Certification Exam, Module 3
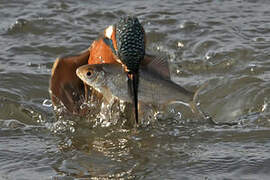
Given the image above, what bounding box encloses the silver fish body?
[76,64,194,106]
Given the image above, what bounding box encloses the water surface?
[1,0,270,179]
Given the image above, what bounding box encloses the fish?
[76,63,203,110]
[76,63,240,126]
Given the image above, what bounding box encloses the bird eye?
[86,71,92,76]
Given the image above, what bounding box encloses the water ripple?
[1,0,270,179]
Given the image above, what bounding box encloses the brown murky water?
[1,0,270,179]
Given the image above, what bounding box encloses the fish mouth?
[76,65,91,83]
[76,66,84,80]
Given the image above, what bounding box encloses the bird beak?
[127,71,139,125]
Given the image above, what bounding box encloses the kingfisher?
[50,16,170,123]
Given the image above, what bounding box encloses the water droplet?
[66,139,72,147]
[249,64,256,72]
[205,54,211,60]
[42,99,52,107]
[262,99,268,112]
[179,24,184,29]
[177,42,184,48]
[98,56,105,63]
[70,127,75,133]
[101,121,111,127]
[176,112,182,120]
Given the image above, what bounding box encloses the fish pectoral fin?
[101,86,114,104]
[143,53,171,79]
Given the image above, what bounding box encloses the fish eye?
[86,71,92,76]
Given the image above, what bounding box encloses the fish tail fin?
[189,82,239,126]
[167,81,210,120]
[192,81,208,104]
[188,82,210,120]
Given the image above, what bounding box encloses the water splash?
[0,119,26,129]
[42,99,52,107]
[261,98,268,112]
[177,41,184,48]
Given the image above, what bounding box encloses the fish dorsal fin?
[101,63,124,75]
[143,53,171,80]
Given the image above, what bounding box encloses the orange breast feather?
[88,39,118,65]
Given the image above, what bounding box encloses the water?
[1,0,270,179]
